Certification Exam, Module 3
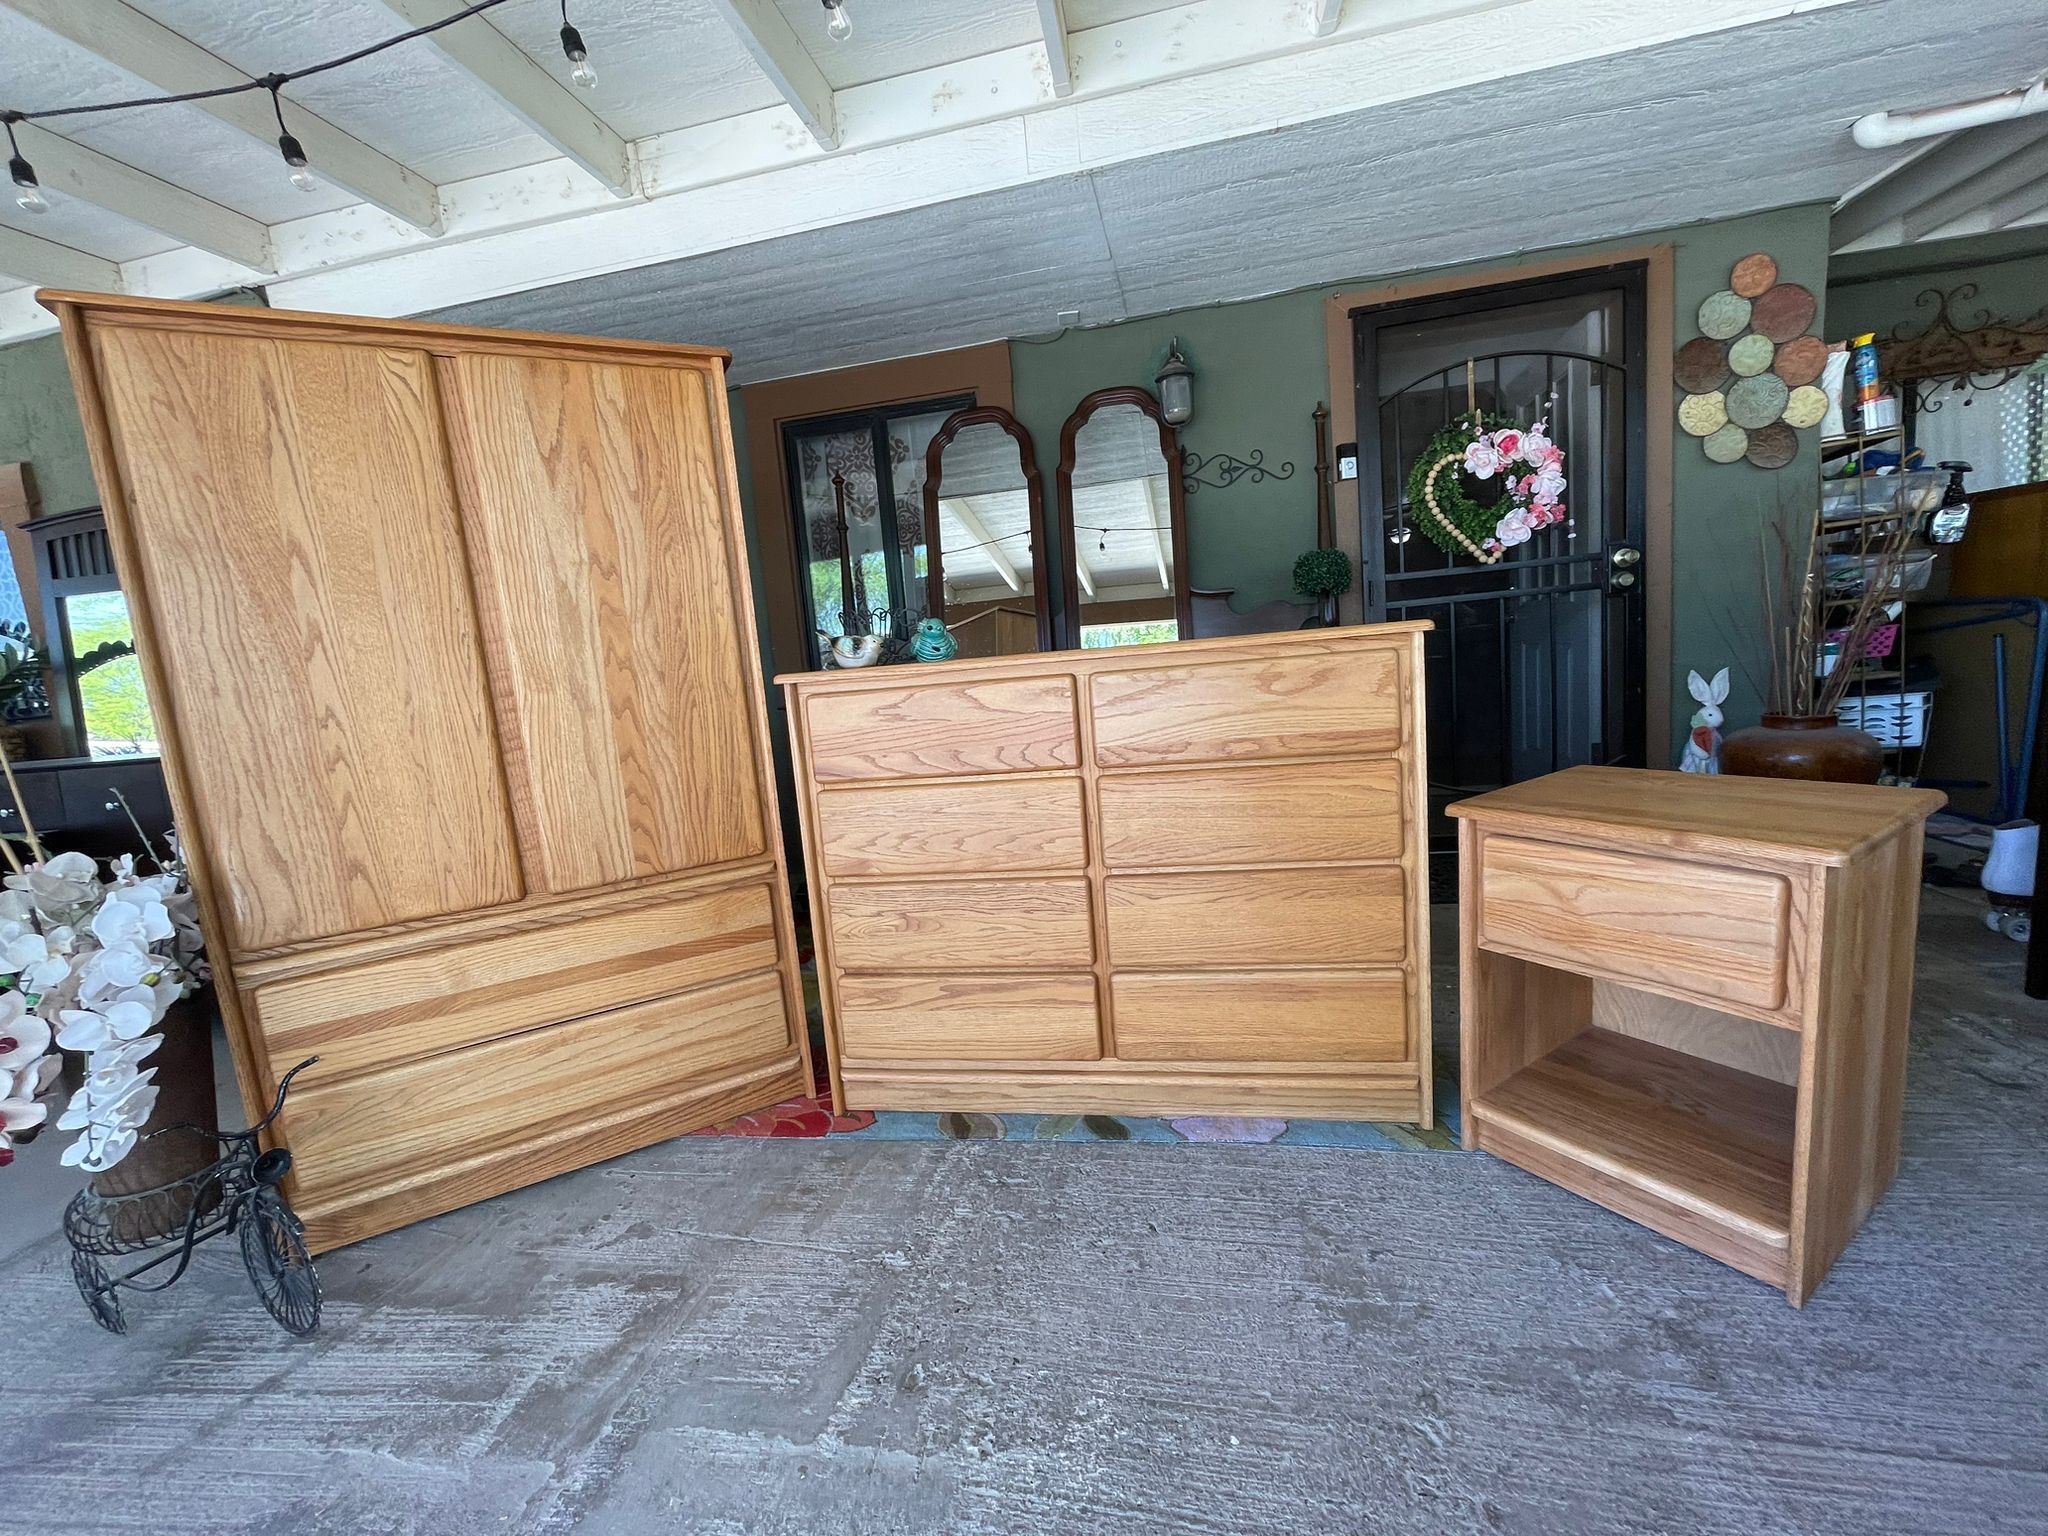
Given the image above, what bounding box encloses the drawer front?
[1104,868,1406,968]
[1480,836,1791,1012]
[1112,969,1409,1062]
[828,878,1093,971]
[1098,759,1403,869]
[815,778,1086,877]
[58,759,173,839]
[804,676,1078,781]
[248,881,782,1080]
[1090,648,1403,767]
[836,973,1100,1061]
[281,971,791,1211]
[0,769,66,836]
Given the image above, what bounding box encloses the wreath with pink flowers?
[1404,413,1569,565]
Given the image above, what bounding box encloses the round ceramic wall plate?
[1677,390,1728,436]
[1731,253,1779,298]
[1703,423,1750,463]
[1751,283,1818,343]
[1674,337,1731,392]
[1782,384,1829,429]
[1728,333,1776,378]
[1698,290,1752,340]
[1773,335,1829,388]
[1727,372,1791,429]
[1745,422,1798,469]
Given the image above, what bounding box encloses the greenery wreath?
[1403,412,1519,564]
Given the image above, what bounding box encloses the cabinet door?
[438,353,767,893]
[90,328,522,950]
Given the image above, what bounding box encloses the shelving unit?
[1451,767,1945,1304]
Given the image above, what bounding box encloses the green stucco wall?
[0,329,97,516]
[1828,243,2048,347]
[1009,204,1834,760]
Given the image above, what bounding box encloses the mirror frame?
[921,406,1054,653]
[1055,386,1194,650]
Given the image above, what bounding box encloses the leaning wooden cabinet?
[45,291,811,1253]
[781,624,1434,1122]
[1451,766,1945,1305]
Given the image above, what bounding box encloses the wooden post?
[1312,401,1332,551]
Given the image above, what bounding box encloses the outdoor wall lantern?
[1155,338,1194,426]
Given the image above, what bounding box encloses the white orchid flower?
[55,1008,114,1053]
[42,852,97,883]
[0,1069,49,1135]
[90,890,174,949]
[0,1004,51,1070]
[57,1065,155,1131]
[61,1124,137,1172]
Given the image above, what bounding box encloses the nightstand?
[1450,766,1945,1305]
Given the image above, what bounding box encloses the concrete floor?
[4,887,2045,1535]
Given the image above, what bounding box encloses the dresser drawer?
[1090,648,1403,766]
[815,778,1086,877]
[1478,835,1792,1014]
[1104,868,1406,968]
[837,973,1100,1061]
[248,881,783,1080]
[804,676,1078,781]
[827,878,1093,970]
[1097,759,1403,868]
[1112,969,1408,1062]
[0,769,65,838]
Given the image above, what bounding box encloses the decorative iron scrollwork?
[1179,447,1296,495]
[1881,284,2048,412]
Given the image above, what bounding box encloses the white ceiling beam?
[704,0,839,149]
[0,224,121,291]
[1071,542,1098,599]
[1309,0,1345,36]
[2,0,443,233]
[375,0,635,194]
[1832,116,2048,250]
[1138,479,1171,589]
[1985,168,2048,229]
[1035,0,1075,98]
[1904,130,2048,241]
[13,119,271,271]
[941,498,1024,594]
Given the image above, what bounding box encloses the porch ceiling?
[0,0,2040,362]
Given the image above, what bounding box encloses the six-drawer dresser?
[780,623,1433,1123]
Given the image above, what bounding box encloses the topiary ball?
[1293,547,1354,600]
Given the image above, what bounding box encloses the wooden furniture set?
[780,625,1434,1122]
[47,292,810,1254]
[47,291,1944,1303]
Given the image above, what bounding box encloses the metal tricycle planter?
[65,1057,322,1336]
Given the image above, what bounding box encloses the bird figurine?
[819,632,883,668]
[910,617,959,663]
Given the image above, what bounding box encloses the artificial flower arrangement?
[0,828,206,1174]
[1404,412,1570,564]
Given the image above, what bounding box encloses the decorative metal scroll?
[1881,284,2048,412]
[1179,447,1296,495]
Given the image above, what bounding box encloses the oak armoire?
[46,291,811,1253]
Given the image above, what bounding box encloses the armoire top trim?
[36,289,732,369]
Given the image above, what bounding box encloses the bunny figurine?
[1680,667,1729,774]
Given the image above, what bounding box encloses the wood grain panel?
[837,973,1100,1061]
[805,676,1077,780]
[1479,835,1791,1013]
[282,969,794,1248]
[89,326,520,951]
[1112,969,1407,1061]
[1098,759,1402,867]
[439,351,764,893]
[1104,867,1405,968]
[248,882,779,1081]
[838,1067,1420,1120]
[1089,647,1402,766]
[816,777,1086,876]
[827,879,1093,970]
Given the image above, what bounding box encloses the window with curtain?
[1911,359,2048,491]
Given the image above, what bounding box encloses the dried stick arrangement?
[1758,494,1914,720]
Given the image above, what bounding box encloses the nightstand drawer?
[1478,835,1791,1014]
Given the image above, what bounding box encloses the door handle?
[1610,545,1642,568]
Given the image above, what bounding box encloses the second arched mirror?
[1057,387,1192,649]
[922,407,1053,657]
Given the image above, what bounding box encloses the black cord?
[3,0,522,124]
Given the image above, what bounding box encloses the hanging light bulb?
[264,83,316,193]
[823,0,853,42]
[561,4,597,89]
[3,119,44,215]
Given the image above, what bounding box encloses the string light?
[0,0,598,197]
[823,1,854,43]
[2,117,45,215]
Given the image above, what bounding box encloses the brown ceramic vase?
[1720,713,1883,784]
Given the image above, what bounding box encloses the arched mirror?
[1057,387,1192,649]
[922,407,1053,656]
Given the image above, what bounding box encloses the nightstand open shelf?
[1470,1021,1797,1287]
